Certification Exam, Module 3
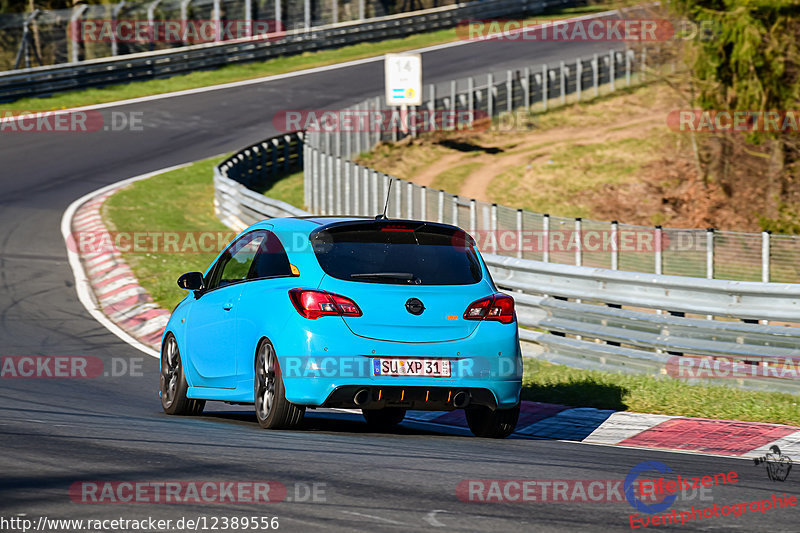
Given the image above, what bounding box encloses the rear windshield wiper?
[350,272,419,283]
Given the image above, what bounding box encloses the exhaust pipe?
[453,391,470,408]
[353,388,370,406]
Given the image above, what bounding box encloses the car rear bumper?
[281,356,521,410]
[275,320,522,410]
[320,384,519,411]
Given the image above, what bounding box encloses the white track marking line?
[423,510,449,527]
[340,511,406,526]
[2,9,620,121]
[61,164,192,359]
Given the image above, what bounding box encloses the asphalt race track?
[1,35,797,532]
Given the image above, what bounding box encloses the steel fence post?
[574,217,582,266]
[326,155,335,215]
[372,170,380,215]
[421,186,427,220]
[344,161,351,215]
[275,0,281,28]
[706,228,715,279]
[626,49,632,86]
[113,1,128,55]
[762,230,771,283]
[468,77,474,117]
[593,53,599,97]
[641,47,646,82]
[491,204,498,255]
[244,0,252,36]
[437,190,444,223]
[352,163,360,215]
[576,58,581,102]
[451,196,458,226]
[313,149,321,213]
[541,64,547,110]
[609,49,615,92]
[542,214,550,263]
[469,199,476,236]
[360,101,367,154]
[611,220,619,270]
[334,157,342,214]
[362,167,370,216]
[407,181,414,219]
[394,179,401,217]
[69,5,88,63]
[655,225,663,275]
[487,73,494,117]
[523,67,530,111]
[332,0,338,24]
[516,209,523,259]
[355,105,362,154]
[429,84,436,133]
[382,174,390,215]
[451,79,457,115]
[374,96,382,147]
[507,69,513,112]
[560,61,566,105]
[213,0,221,41]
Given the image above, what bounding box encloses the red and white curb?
[61,165,191,359]
[405,403,800,459]
[63,169,800,459]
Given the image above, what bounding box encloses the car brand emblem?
[405,298,425,315]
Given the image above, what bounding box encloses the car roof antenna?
[376,178,393,220]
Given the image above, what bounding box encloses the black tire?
[160,334,205,416]
[466,404,520,438]
[362,408,406,429]
[254,339,304,429]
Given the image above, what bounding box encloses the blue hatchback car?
[160,217,522,437]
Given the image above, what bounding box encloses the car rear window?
[310,221,482,285]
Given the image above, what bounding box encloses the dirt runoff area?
[356,83,765,231]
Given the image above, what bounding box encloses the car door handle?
[223,302,233,311]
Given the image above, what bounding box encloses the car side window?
[247,231,292,280]
[207,231,266,290]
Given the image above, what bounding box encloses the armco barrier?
[214,132,800,394]
[0,0,574,102]
[214,132,308,230]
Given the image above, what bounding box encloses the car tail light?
[289,289,362,319]
[463,293,515,324]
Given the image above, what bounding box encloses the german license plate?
[372,358,451,377]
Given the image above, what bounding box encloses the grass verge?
[522,358,800,426]
[5,6,606,113]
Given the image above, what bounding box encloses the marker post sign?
[385,53,422,134]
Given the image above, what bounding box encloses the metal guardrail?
[214,132,800,394]
[0,0,570,102]
[214,132,307,229]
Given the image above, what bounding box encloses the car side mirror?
[177,272,205,292]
